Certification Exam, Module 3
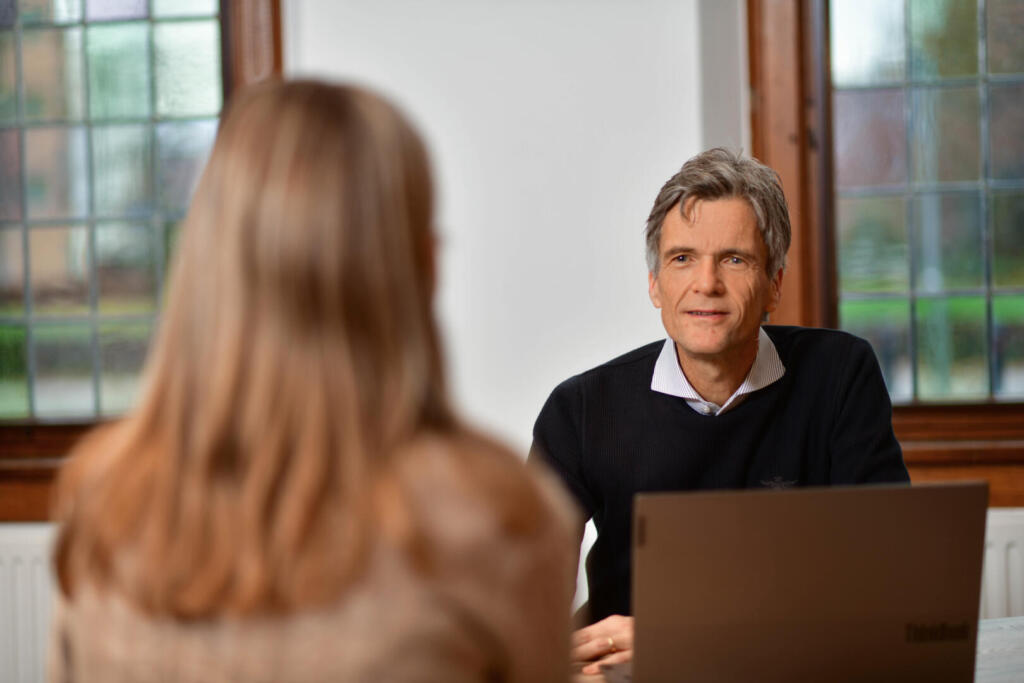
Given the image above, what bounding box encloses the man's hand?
[571,615,634,675]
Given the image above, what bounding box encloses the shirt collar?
[650,327,785,411]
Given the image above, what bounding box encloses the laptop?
[622,482,988,682]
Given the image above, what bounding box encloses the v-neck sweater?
[529,325,909,623]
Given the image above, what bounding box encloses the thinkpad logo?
[905,621,970,643]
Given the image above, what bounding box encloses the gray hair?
[644,148,791,276]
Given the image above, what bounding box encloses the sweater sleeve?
[528,378,596,524]
[828,335,910,484]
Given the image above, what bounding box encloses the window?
[0,0,223,422]
[748,0,1024,504]
[0,0,281,520]
[830,0,1024,404]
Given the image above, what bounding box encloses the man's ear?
[648,270,662,309]
[765,267,784,314]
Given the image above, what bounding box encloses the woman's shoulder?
[393,427,578,553]
[386,429,579,682]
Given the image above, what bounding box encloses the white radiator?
[0,524,55,683]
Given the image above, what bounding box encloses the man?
[529,148,909,675]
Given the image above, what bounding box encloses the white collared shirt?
[650,327,786,416]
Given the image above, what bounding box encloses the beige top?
[49,442,579,683]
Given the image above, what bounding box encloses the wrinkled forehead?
[678,194,756,222]
[663,197,769,259]
[675,196,759,233]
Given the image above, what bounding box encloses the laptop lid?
[631,482,988,682]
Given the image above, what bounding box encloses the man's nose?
[693,258,724,294]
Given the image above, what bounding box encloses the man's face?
[648,197,783,367]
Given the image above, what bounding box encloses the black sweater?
[529,326,909,623]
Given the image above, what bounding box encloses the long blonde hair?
[53,81,495,618]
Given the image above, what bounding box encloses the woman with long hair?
[50,80,576,682]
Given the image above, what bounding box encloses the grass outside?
[0,379,28,418]
[840,294,1024,326]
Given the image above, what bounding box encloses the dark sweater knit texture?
[529,325,910,623]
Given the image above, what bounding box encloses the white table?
[577,617,1024,682]
[976,617,1024,682]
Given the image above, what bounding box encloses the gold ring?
[607,636,617,653]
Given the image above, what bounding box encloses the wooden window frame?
[0,0,283,521]
[748,0,1024,505]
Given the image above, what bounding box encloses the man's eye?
[725,256,745,266]
[672,254,690,263]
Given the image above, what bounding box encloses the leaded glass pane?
[153,0,215,18]
[163,218,181,272]
[19,0,82,25]
[994,295,1024,398]
[86,22,150,119]
[836,197,908,293]
[839,298,912,401]
[96,222,156,313]
[155,20,222,117]
[0,31,16,123]
[99,318,148,414]
[0,228,23,315]
[833,89,906,189]
[916,296,988,400]
[29,224,89,314]
[25,126,88,220]
[32,320,93,417]
[910,0,978,79]
[992,192,1024,288]
[830,0,905,87]
[990,83,1024,181]
[91,124,152,216]
[22,27,85,122]
[910,87,980,183]
[0,323,28,418]
[0,0,13,27]
[85,0,146,22]
[156,119,216,212]
[913,193,983,293]
[988,0,1024,74]
[0,129,21,220]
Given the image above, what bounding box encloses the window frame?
[748,0,1024,505]
[0,0,282,520]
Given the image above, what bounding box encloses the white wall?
[285,0,716,452]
